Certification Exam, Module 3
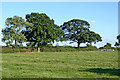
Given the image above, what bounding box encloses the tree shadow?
[78,68,120,76]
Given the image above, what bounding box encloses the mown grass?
[2,51,119,78]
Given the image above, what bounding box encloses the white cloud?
[91,20,96,23]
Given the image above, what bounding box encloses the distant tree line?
[2,12,118,52]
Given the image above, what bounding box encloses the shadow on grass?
[78,68,120,76]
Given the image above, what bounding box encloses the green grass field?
[2,51,119,78]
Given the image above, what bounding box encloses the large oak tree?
[24,13,64,52]
[61,19,102,47]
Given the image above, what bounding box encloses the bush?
[2,47,14,53]
[99,46,117,50]
[2,45,100,53]
[2,47,37,53]
[75,46,98,51]
[40,46,77,52]
[41,46,98,52]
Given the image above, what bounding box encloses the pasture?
[2,51,119,78]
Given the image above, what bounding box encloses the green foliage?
[114,34,120,47]
[24,13,64,52]
[99,47,116,50]
[104,43,111,47]
[2,16,31,47]
[2,45,99,53]
[61,19,90,47]
[114,42,119,47]
[87,31,102,44]
[2,47,37,53]
[75,47,98,51]
[41,46,98,52]
[41,46,76,52]
[117,34,120,42]
[61,19,102,47]
[26,42,36,48]
[86,44,93,47]
[2,14,102,50]
[99,43,117,50]
[85,44,98,51]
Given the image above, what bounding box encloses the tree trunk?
[14,29,17,47]
[78,42,80,48]
[37,43,40,52]
[90,43,92,46]
[15,40,17,47]
[38,47,40,52]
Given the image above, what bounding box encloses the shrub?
[41,46,98,52]
[2,45,100,53]
[99,46,117,50]
[2,47,37,53]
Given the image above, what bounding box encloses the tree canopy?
[23,13,64,52]
[60,19,102,47]
[2,16,32,47]
[2,13,103,50]
[114,34,120,47]
[87,31,102,44]
[104,43,112,48]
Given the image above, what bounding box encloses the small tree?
[104,43,112,48]
[2,16,32,47]
[114,34,120,47]
[24,13,64,52]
